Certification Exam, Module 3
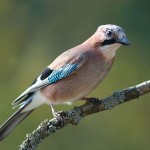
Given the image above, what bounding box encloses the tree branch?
[19,80,150,150]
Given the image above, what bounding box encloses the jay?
[0,24,130,141]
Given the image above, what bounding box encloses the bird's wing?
[12,54,86,106]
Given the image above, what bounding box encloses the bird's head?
[90,24,130,57]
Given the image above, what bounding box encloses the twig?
[19,80,150,150]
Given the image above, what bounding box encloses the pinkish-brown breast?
[41,44,115,105]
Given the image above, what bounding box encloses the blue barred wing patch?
[48,64,78,84]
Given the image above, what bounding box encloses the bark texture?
[19,80,150,150]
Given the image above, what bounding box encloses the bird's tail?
[0,98,34,141]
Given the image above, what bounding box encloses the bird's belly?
[41,62,110,105]
[41,78,97,105]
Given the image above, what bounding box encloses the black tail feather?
[0,98,33,141]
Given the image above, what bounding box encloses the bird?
[0,24,130,141]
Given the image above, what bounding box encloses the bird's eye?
[106,30,113,37]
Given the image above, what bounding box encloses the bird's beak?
[116,37,130,46]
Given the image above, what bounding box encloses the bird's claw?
[82,97,100,104]
[53,111,65,118]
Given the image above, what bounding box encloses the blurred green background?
[0,0,150,149]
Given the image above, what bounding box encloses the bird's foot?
[82,97,100,104]
[53,111,65,118]
[49,103,65,118]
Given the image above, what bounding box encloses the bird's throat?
[99,44,121,59]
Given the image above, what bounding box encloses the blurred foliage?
[0,0,150,150]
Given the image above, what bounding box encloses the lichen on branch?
[19,80,150,150]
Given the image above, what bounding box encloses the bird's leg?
[49,103,56,117]
[49,103,64,118]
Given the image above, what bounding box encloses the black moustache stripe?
[101,39,116,46]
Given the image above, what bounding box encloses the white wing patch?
[12,54,86,107]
